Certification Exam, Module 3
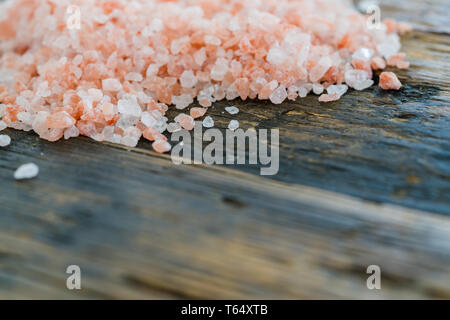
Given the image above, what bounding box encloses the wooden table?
[0,0,449,299]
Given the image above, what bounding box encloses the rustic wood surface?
[0,0,449,299]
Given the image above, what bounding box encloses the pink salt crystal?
[152,139,171,153]
[143,127,167,142]
[176,114,195,131]
[46,111,76,129]
[379,72,402,90]
[190,107,207,119]
[318,92,340,102]
[387,53,410,69]
[371,57,386,70]
[102,78,122,91]
[0,0,411,148]
[310,57,332,83]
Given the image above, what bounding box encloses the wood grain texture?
[0,0,449,299]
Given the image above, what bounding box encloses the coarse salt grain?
[14,163,39,180]
[228,120,239,131]
[225,106,239,115]
[0,134,11,147]
[202,116,214,128]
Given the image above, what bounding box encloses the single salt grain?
[225,106,239,115]
[0,134,11,147]
[228,120,239,131]
[172,94,193,110]
[190,107,207,119]
[176,114,195,130]
[203,116,214,128]
[125,72,143,82]
[312,84,324,95]
[14,163,39,180]
[379,72,402,90]
[152,140,171,153]
[102,78,122,91]
[180,70,197,88]
[269,85,287,104]
[345,70,374,91]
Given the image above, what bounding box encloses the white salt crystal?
[345,69,374,91]
[269,85,287,104]
[64,126,79,139]
[313,84,324,95]
[228,120,239,131]
[180,70,197,88]
[327,84,348,97]
[204,35,221,46]
[141,112,157,127]
[14,163,39,180]
[194,48,207,66]
[377,34,401,59]
[352,48,374,61]
[202,116,214,128]
[88,88,103,101]
[298,87,308,98]
[172,94,193,109]
[267,47,286,66]
[125,72,143,82]
[117,95,142,117]
[102,78,122,91]
[210,58,228,81]
[0,134,11,147]
[225,106,239,115]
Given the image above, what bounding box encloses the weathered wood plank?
[0,134,449,299]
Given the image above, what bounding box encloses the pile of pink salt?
[0,0,411,152]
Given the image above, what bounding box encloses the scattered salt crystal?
[0,134,11,147]
[225,106,239,115]
[202,116,214,128]
[379,72,402,90]
[14,163,39,180]
[228,120,239,131]
[153,140,171,153]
